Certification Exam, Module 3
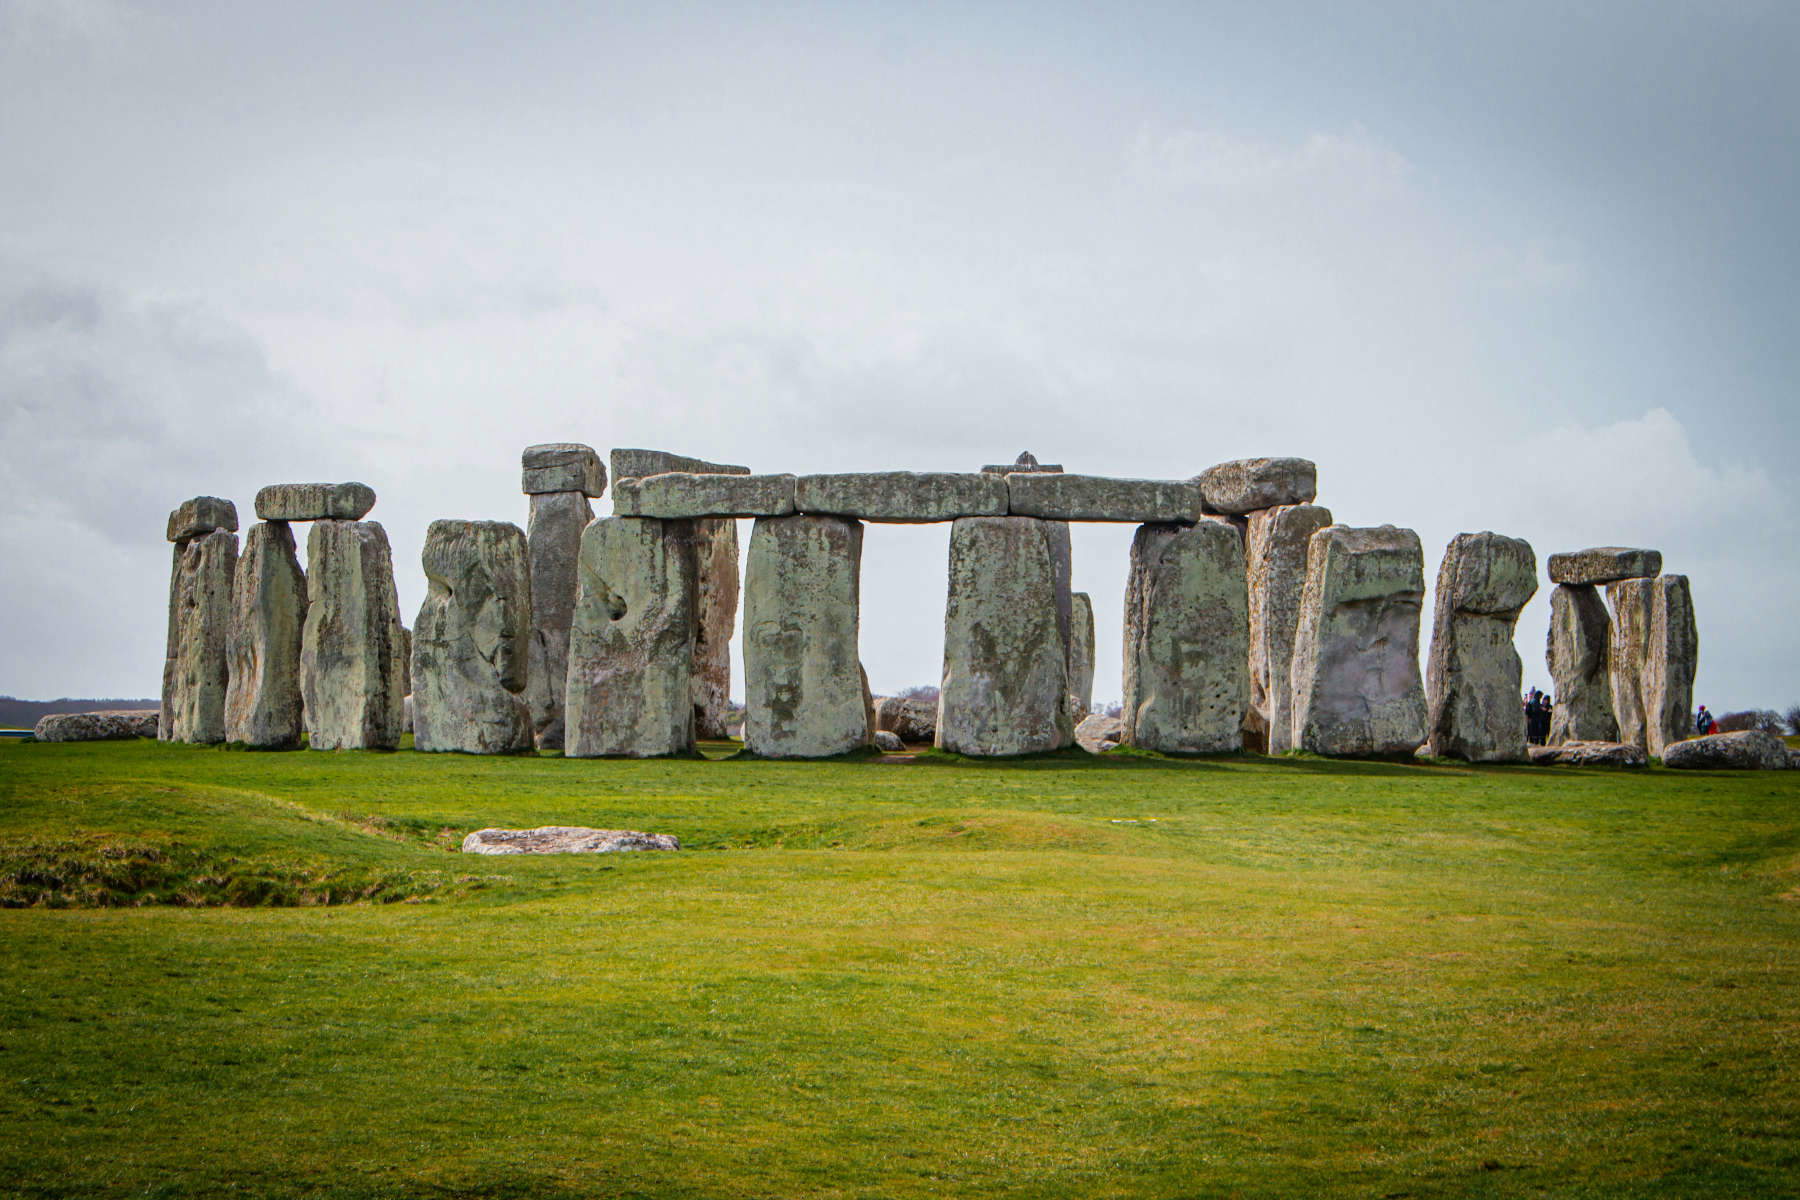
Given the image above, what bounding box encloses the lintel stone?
[1198,458,1318,515]
[614,472,797,518]
[522,443,606,496]
[166,496,238,543]
[795,472,1007,523]
[255,482,376,522]
[1546,546,1662,586]
[1006,473,1201,523]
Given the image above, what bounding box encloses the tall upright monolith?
[163,520,239,745]
[1644,574,1697,758]
[1244,503,1332,753]
[522,443,604,750]
[1122,521,1249,754]
[1606,578,1655,751]
[1068,591,1095,719]
[225,520,306,748]
[413,520,534,755]
[1425,532,1536,762]
[300,520,407,750]
[1546,584,1615,744]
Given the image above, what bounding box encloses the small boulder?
[33,711,159,742]
[874,696,937,743]
[461,827,680,854]
[1528,740,1648,767]
[873,729,905,752]
[1076,713,1123,754]
[1661,730,1790,770]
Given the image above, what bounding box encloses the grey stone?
[1068,592,1095,718]
[937,517,1074,755]
[612,472,796,518]
[1005,473,1202,523]
[1245,503,1333,753]
[412,520,534,755]
[1289,525,1428,758]
[742,515,869,758]
[1526,740,1648,767]
[1075,713,1124,754]
[1122,521,1250,754]
[166,496,238,543]
[224,521,306,748]
[34,711,159,741]
[1790,749,1800,770]
[1547,584,1617,744]
[1661,730,1789,770]
[1606,578,1655,750]
[796,472,1008,523]
[461,826,680,854]
[873,729,905,752]
[300,520,407,751]
[1644,575,1698,759]
[1198,458,1318,515]
[564,517,697,757]
[161,528,238,743]
[254,482,375,522]
[981,450,1063,475]
[691,517,740,740]
[521,443,606,497]
[873,696,937,743]
[524,490,593,750]
[1425,532,1537,763]
[610,448,749,481]
[1547,547,1662,586]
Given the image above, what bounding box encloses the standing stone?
[1606,578,1655,751]
[1644,575,1698,758]
[1068,592,1095,718]
[224,521,306,748]
[1425,532,1537,762]
[412,520,534,755]
[1546,584,1616,744]
[1289,526,1428,758]
[1245,504,1333,753]
[162,528,239,744]
[1122,521,1249,754]
[564,517,697,758]
[937,517,1074,755]
[742,515,869,757]
[300,521,407,751]
[524,489,593,750]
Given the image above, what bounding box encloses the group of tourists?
[1695,705,1717,735]
[1523,688,1555,745]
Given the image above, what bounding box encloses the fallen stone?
[161,527,238,744]
[873,729,905,752]
[1661,730,1789,770]
[1198,458,1318,515]
[691,517,740,740]
[610,448,749,480]
[33,711,159,741]
[1527,740,1648,767]
[612,472,796,518]
[524,489,593,750]
[564,517,697,757]
[225,521,307,748]
[1289,525,1428,758]
[1606,578,1655,750]
[1123,521,1249,754]
[1546,584,1616,744]
[521,443,607,497]
[741,515,870,758]
[254,482,376,522]
[1425,532,1537,763]
[300,520,407,751]
[1644,574,1698,758]
[461,826,680,854]
[981,450,1063,475]
[938,517,1074,755]
[1546,547,1662,586]
[1005,473,1202,523]
[1245,504,1333,753]
[873,696,937,743]
[796,472,1008,523]
[1068,592,1095,718]
[166,496,238,544]
[412,520,534,755]
[1075,713,1123,754]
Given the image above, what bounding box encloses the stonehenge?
[225,520,307,748]
[255,482,376,522]
[796,472,1008,522]
[1662,730,1787,771]
[1643,575,1697,758]
[1068,592,1095,718]
[614,473,797,518]
[412,520,534,755]
[1604,577,1655,751]
[873,696,937,744]
[1198,458,1318,515]
[161,499,239,744]
[1244,503,1333,753]
[300,518,408,750]
[1122,521,1249,754]
[1547,547,1662,586]
[522,443,603,750]
[1005,474,1202,523]
[1546,584,1616,744]
[1425,532,1537,762]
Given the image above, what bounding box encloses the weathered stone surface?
[1122,521,1249,754]
[1790,749,1800,770]
[691,517,739,740]
[521,443,606,497]
[1289,525,1428,758]
[1547,584,1616,744]
[796,472,1008,523]
[1605,578,1655,750]
[610,448,749,481]
[300,521,407,751]
[564,517,697,757]
[742,515,869,758]
[873,729,905,752]
[1547,547,1662,586]
[981,450,1062,475]
[524,490,592,750]
[1245,503,1333,753]
[1662,730,1789,770]
[1075,713,1123,754]
[1425,532,1537,763]
[166,496,238,543]
[461,826,680,854]
[161,528,238,743]
[613,472,796,518]
[1005,473,1202,523]
[873,696,937,743]
[1644,575,1698,758]
[1198,458,1318,515]
[411,520,533,755]
[1068,592,1095,718]
[938,517,1074,755]
[254,482,375,522]
[1527,740,1648,767]
[225,521,306,748]
[34,711,159,741]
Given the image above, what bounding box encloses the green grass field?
[1,738,1796,1199]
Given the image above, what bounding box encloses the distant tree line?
[1715,708,1800,736]
[0,697,159,729]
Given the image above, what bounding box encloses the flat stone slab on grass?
[1198,458,1317,515]
[461,826,681,854]
[1526,740,1648,767]
[255,482,376,522]
[1661,730,1790,770]
[613,472,797,518]
[521,444,607,497]
[1005,473,1202,523]
[1546,547,1662,586]
[33,711,159,741]
[796,472,1007,522]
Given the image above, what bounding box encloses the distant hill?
[0,697,158,729]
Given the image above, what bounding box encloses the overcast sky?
[3,0,1796,712]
